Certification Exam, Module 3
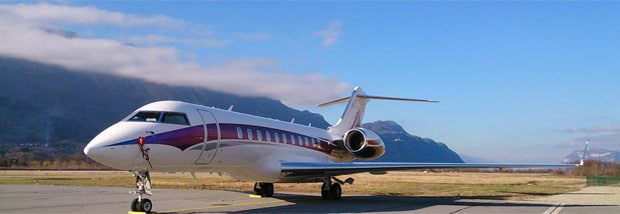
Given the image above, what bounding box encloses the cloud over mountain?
[0,3,349,106]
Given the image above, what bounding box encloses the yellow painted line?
[157,199,284,214]
[249,194,263,198]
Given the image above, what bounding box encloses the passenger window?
[274,133,280,143]
[237,127,243,139]
[247,129,253,140]
[265,131,271,142]
[290,135,296,144]
[257,130,263,141]
[304,137,309,146]
[129,111,161,122]
[161,112,189,125]
[282,134,287,143]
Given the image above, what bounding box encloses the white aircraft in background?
[84,87,579,212]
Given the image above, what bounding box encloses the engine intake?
[343,128,385,160]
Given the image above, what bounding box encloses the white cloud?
[313,20,342,48]
[0,3,350,106]
[126,35,229,48]
[557,125,620,150]
[232,32,271,41]
[0,2,184,27]
[558,133,620,149]
[562,125,620,134]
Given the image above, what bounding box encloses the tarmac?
[1,184,619,213]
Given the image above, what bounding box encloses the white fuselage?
[84,101,340,182]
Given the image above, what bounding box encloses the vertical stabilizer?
[318,87,437,137]
[325,87,369,136]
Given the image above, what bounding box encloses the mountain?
[0,56,328,156]
[562,147,620,163]
[0,56,462,164]
[362,121,464,163]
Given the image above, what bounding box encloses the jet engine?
[343,128,385,160]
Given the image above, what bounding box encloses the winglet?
[579,139,589,166]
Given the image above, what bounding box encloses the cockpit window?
[161,112,190,125]
[128,111,189,125]
[129,111,161,122]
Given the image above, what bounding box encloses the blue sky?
[1,1,618,162]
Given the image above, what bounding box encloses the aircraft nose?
[83,124,127,167]
[83,143,91,156]
[83,140,96,157]
[83,137,106,161]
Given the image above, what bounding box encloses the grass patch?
[0,170,584,200]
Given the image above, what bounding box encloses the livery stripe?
[107,123,332,154]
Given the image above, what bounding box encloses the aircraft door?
[195,110,220,164]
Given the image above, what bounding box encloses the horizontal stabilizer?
[320,87,439,136]
[318,95,438,107]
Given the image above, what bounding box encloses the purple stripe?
[108,123,332,154]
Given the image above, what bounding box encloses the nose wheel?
[130,170,153,212]
[131,198,152,212]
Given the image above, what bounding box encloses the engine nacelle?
[343,128,385,160]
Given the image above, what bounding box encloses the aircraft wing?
[280,162,578,178]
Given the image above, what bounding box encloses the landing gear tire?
[321,177,342,200]
[262,183,274,197]
[130,170,153,212]
[329,183,342,200]
[321,183,330,200]
[253,182,274,197]
[139,198,153,212]
[131,198,139,211]
[130,198,153,212]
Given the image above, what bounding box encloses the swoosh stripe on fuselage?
[106,123,333,154]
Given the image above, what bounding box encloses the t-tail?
[318,87,438,137]
[579,139,589,166]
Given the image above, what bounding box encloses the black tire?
[131,198,139,211]
[139,198,153,212]
[329,183,341,200]
[253,182,262,195]
[261,183,274,197]
[320,183,330,200]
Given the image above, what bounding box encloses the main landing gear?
[253,182,274,197]
[321,176,354,200]
[252,177,353,200]
[130,170,153,212]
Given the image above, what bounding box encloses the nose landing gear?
[130,170,153,212]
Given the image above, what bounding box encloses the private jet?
[84,87,578,212]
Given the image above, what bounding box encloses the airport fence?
[586,176,620,186]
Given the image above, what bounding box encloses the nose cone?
[83,132,114,166]
[83,122,139,170]
[83,140,95,156]
[83,121,158,170]
[83,144,90,156]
